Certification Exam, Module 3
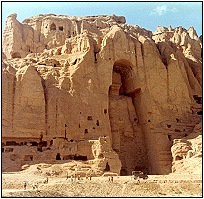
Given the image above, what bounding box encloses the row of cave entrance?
[3,145,111,172]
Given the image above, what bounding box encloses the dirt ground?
[2,171,202,197]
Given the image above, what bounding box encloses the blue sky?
[2,2,202,36]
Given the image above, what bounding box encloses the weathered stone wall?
[171,122,202,174]
[2,14,202,175]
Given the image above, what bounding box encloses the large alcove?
[108,59,148,175]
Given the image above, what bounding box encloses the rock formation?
[171,121,202,174]
[2,13,202,175]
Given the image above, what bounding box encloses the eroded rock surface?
[2,14,202,175]
[171,122,202,174]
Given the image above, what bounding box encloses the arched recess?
[112,59,134,95]
[50,23,56,31]
[109,59,148,175]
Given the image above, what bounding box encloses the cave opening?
[193,95,202,104]
[59,26,63,31]
[175,156,183,161]
[50,23,56,31]
[197,111,202,115]
[5,148,14,152]
[62,155,88,161]
[120,168,127,176]
[104,162,110,171]
[5,141,17,146]
[168,134,172,141]
[56,153,61,160]
[31,141,38,146]
[74,155,88,161]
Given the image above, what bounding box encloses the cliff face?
[171,122,202,174]
[2,13,202,175]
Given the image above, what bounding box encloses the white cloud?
[150,5,177,16]
[171,8,177,13]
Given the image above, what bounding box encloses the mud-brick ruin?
[2,13,202,175]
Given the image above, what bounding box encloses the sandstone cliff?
[2,14,202,175]
[171,122,202,174]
